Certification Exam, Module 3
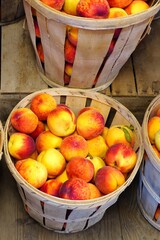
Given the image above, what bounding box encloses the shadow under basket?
[137,94,160,231]
[4,88,144,233]
[23,0,160,91]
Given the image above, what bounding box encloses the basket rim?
[4,88,144,207]
[142,94,160,172]
[24,0,160,29]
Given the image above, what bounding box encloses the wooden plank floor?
[0,15,160,240]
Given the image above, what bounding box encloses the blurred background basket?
[0,0,25,26]
[0,121,4,160]
[4,88,144,233]
[137,94,160,231]
[22,0,160,91]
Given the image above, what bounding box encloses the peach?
[63,0,80,15]
[155,130,160,151]
[60,134,89,161]
[66,156,94,182]
[125,0,149,15]
[47,105,76,137]
[157,108,160,117]
[105,143,137,173]
[37,148,66,178]
[40,179,62,197]
[87,135,108,158]
[64,62,73,76]
[55,169,69,183]
[67,26,78,47]
[76,0,110,19]
[11,107,38,134]
[59,178,90,200]
[36,130,62,153]
[8,132,36,160]
[36,41,44,63]
[101,126,109,140]
[15,158,47,188]
[95,166,125,195]
[152,144,160,158]
[31,7,37,17]
[107,0,132,8]
[113,28,122,40]
[64,38,76,64]
[154,205,160,221]
[64,73,71,85]
[77,106,102,116]
[76,109,105,140]
[105,125,135,148]
[33,18,41,38]
[88,183,102,199]
[29,150,38,160]
[87,156,106,180]
[148,116,160,144]
[29,120,45,140]
[108,7,128,18]
[40,0,65,10]
[30,93,57,121]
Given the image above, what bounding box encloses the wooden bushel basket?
[4,88,144,233]
[23,0,160,91]
[137,94,160,231]
[0,121,4,160]
[0,0,25,26]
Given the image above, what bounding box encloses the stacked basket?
[23,0,160,91]
[137,94,160,231]
[4,88,144,233]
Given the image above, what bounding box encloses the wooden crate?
[4,88,144,233]
[23,0,160,91]
[137,94,160,230]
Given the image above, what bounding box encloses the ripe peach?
[95,166,125,195]
[152,144,160,158]
[55,169,69,183]
[87,135,108,158]
[40,0,65,10]
[63,0,80,15]
[8,132,36,160]
[66,156,94,182]
[36,41,44,63]
[105,125,135,148]
[29,150,38,160]
[33,18,41,38]
[36,130,62,153]
[37,148,66,178]
[77,106,102,116]
[47,105,76,137]
[155,130,160,151]
[76,0,110,19]
[64,62,73,76]
[59,178,90,200]
[64,73,71,85]
[101,126,109,140]
[11,107,38,134]
[88,183,102,199]
[87,156,106,180]
[64,38,76,64]
[76,109,105,140]
[40,179,62,197]
[60,134,89,161]
[105,143,137,173]
[107,7,128,18]
[29,120,45,140]
[125,0,149,15]
[15,158,47,188]
[107,0,132,8]
[154,205,160,221]
[67,26,78,47]
[157,108,160,117]
[30,93,57,121]
[148,116,160,144]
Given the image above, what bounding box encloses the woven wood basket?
[137,94,160,231]
[0,121,4,160]
[4,88,144,233]
[0,0,25,26]
[23,0,160,91]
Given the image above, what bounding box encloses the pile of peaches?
[8,92,138,200]
[147,107,160,159]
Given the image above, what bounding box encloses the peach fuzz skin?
[47,105,76,137]
[148,116,160,144]
[30,93,57,121]
[105,143,137,173]
[11,107,38,134]
[15,158,48,189]
[95,166,125,195]
[76,109,105,140]
[66,156,94,182]
[8,132,36,160]
[107,0,132,8]
[59,178,90,200]
[40,0,64,10]
[40,179,62,197]
[29,120,45,140]
[67,26,78,47]
[76,0,110,19]
[64,38,76,64]
[60,134,89,161]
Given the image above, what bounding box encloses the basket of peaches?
[4,88,144,233]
